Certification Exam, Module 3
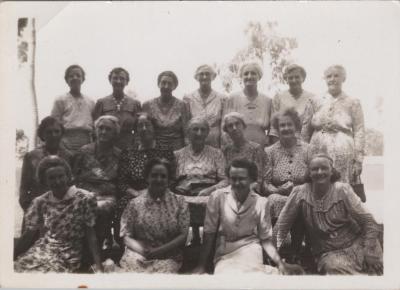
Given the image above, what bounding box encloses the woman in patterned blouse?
[183,64,226,148]
[222,112,266,194]
[114,113,175,247]
[119,158,190,273]
[276,154,382,275]
[14,156,103,273]
[301,65,365,183]
[142,71,190,151]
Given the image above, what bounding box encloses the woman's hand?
[278,181,294,196]
[126,188,142,198]
[278,260,305,275]
[191,265,207,274]
[198,187,215,196]
[364,253,383,274]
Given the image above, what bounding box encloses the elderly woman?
[264,108,310,219]
[19,116,74,213]
[93,67,141,127]
[223,61,273,148]
[115,113,175,246]
[270,64,315,138]
[14,156,103,273]
[183,65,227,148]
[119,158,190,273]
[222,112,265,193]
[143,71,190,151]
[73,115,121,247]
[301,65,365,183]
[193,159,297,274]
[276,154,383,275]
[51,65,95,152]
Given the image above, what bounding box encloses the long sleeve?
[19,153,34,211]
[92,100,103,122]
[342,184,379,250]
[350,99,365,163]
[275,186,302,249]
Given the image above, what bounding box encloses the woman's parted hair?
[283,64,307,81]
[37,155,72,187]
[108,67,130,83]
[132,112,157,133]
[143,157,175,181]
[64,64,85,82]
[324,65,346,81]
[37,116,65,142]
[222,112,247,133]
[225,158,258,183]
[157,71,179,89]
[94,115,121,135]
[271,107,302,132]
[187,116,210,135]
[304,153,341,183]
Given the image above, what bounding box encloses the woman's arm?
[192,233,215,274]
[85,226,104,272]
[300,99,315,143]
[261,239,287,273]
[147,234,187,259]
[123,236,148,256]
[14,229,38,260]
[351,98,365,175]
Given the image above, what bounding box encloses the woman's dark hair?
[64,64,85,82]
[37,155,72,187]
[143,157,175,181]
[157,71,179,89]
[225,158,258,182]
[133,112,157,133]
[37,116,65,142]
[108,67,130,83]
[271,107,302,133]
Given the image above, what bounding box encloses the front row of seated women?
[15,153,382,275]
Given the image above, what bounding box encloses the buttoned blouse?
[224,91,273,147]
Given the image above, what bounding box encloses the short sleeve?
[120,199,137,238]
[258,197,273,241]
[203,191,222,234]
[24,197,44,231]
[82,193,97,227]
[51,97,65,121]
[177,196,190,234]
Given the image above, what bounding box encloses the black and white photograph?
[0,1,399,289]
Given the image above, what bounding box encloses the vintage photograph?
[1,1,399,289]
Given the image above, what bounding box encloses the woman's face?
[147,164,169,193]
[43,123,63,147]
[224,116,245,141]
[66,68,84,91]
[188,122,209,146]
[197,71,213,88]
[325,68,345,95]
[286,70,304,92]
[137,116,154,142]
[278,115,296,139]
[46,166,70,196]
[110,71,128,93]
[309,157,333,185]
[158,75,175,96]
[229,166,252,196]
[96,119,116,144]
[242,68,259,87]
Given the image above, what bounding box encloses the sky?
[7,1,400,142]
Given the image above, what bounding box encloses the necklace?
[113,96,125,112]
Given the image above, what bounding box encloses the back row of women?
[14,61,382,275]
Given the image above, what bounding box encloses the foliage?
[217,21,298,94]
[365,127,383,156]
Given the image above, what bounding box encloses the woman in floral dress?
[301,65,365,183]
[119,158,190,273]
[14,156,102,273]
[142,71,190,151]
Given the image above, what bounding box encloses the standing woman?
[14,156,103,273]
[142,71,190,151]
[19,116,74,213]
[183,65,226,148]
[223,61,273,148]
[270,64,315,138]
[51,65,95,152]
[93,67,141,127]
[73,115,121,247]
[301,65,365,183]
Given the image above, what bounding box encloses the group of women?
[14,61,382,275]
